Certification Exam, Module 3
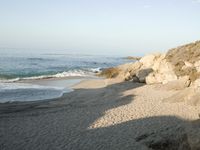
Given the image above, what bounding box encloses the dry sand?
[0,79,200,150]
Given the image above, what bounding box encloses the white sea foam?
[0,69,99,83]
[0,68,101,103]
[52,70,92,77]
[0,82,69,103]
[0,83,63,90]
[90,67,102,73]
[23,70,91,80]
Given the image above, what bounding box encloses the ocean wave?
[23,70,92,80]
[0,77,20,83]
[0,68,101,83]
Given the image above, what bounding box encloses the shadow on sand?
[0,81,200,150]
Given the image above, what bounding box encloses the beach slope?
[1,78,200,150]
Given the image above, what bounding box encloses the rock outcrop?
[100,41,200,85]
[99,40,200,106]
[98,40,200,149]
[101,53,179,84]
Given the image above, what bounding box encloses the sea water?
[0,53,132,103]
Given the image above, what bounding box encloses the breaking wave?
[0,68,102,83]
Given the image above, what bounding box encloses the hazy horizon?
[0,0,200,56]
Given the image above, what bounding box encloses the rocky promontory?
[100,41,200,106]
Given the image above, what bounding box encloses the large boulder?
[139,54,157,68]
[136,53,176,84]
[117,62,142,81]
[145,55,178,84]
[121,53,178,84]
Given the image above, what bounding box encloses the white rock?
[139,54,156,68]
[152,54,166,71]
[145,58,178,84]
[117,62,142,80]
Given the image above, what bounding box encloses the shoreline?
[0,77,104,114]
[2,38,200,150]
[1,78,200,149]
[0,76,100,104]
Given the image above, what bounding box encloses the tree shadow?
[0,81,200,150]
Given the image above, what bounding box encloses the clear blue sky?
[0,0,200,56]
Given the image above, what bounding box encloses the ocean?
[0,53,132,103]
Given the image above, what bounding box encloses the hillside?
[166,41,200,81]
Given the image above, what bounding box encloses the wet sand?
[1,79,200,150]
[0,76,98,103]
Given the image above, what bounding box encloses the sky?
[0,0,200,56]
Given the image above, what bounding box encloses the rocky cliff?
[100,40,200,106]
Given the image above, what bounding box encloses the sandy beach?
[1,78,200,150]
[1,0,200,149]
